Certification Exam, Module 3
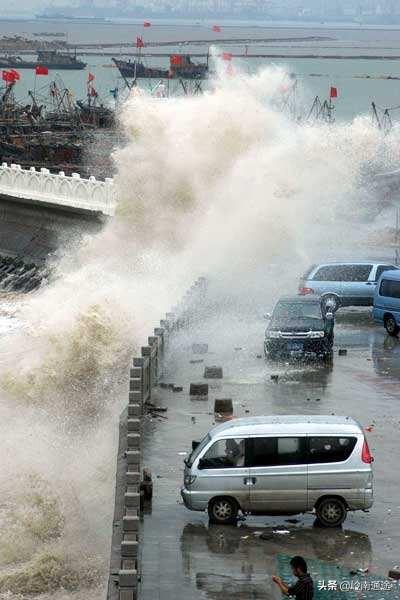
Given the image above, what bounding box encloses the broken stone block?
[190,382,209,397]
[214,398,233,422]
[204,366,223,379]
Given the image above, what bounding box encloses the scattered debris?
[214,398,233,421]
[146,403,168,413]
[191,416,196,424]
[190,359,204,364]
[140,468,153,501]
[338,349,347,356]
[271,374,279,382]
[315,398,321,402]
[235,347,243,351]
[365,425,374,432]
[389,569,400,580]
[245,409,250,414]
[160,382,169,389]
[178,451,187,456]
[204,366,223,379]
[256,354,263,359]
[192,343,208,354]
[273,529,290,535]
[173,385,183,392]
[190,382,209,397]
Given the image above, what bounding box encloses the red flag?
[2,70,16,83]
[212,25,221,32]
[222,52,232,61]
[88,72,95,82]
[90,87,98,97]
[136,36,144,48]
[170,54,183,66]
[10,69,20,80]
[35,65,49,75]
[143,21,151,27]
[330,86,338,98]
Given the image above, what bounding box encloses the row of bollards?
[0,255,46,293]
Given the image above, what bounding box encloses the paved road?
[139,293,400,600]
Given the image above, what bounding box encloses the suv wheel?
[385,315,399,337]
[322,294,340,313]
[208,497,238,525]
[316,497,347,527]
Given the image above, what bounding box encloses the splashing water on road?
[0,62,399,598]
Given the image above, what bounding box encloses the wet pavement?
[139,297,400,600]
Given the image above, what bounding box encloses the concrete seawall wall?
[107,278,207,600]
[0,196,107,263]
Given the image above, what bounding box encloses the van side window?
[250,437,307,467]
[380,279,400,299]
[313,265,372,282]
[308,437,357,463]
[200,438,246,469]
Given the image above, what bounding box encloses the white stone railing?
[0,163,116,216]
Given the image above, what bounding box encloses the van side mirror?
[198,458,206,470]
[192,440,200,451]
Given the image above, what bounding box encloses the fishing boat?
[0,50,86,70]
[112,54,208,80]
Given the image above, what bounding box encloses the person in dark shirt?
[272,556,314,599]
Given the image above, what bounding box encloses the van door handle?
[366,282,374,285]
[244,477,257,486]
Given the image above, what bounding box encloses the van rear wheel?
[208,497,238,525]
[315,497,347,527]
[385,315,399,337]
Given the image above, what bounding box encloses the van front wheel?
[208,497,238,525]
[315,497,347,527]
[385,315,399,337]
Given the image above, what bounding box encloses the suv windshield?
[272,301,323,326]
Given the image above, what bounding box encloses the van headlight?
[309,331,325,338]
[184,474,197,487]
[266,331,280,339]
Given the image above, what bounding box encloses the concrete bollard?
[121,539,138,557]
[119,589,135,600]
[204,366,223,379]
[192,343,208,354]
[127,433,140,448]
[124,490,140,508]
[123,515,139,532]
[214,399,233,422]
[128,403,141,417]
[126,450,140,466]
[119,570,138,587]
[190,382,209,397]
[127,418,140,432]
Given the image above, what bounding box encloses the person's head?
[290,556,308,577]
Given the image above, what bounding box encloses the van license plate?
[288,341,303,351]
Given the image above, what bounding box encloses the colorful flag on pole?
[143,21,151,27]
[136,36,144,48]
[212,25,221,32]
[88,72,95,82]
[10,69,20,80]
[35,65,49,75]
[222,52,233,61]
[330,86,338,98]
[2,70,17,84]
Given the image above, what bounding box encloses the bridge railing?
[0,163,116,216]
[107,276,207,600]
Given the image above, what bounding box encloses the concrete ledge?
[126,471,140,485]
[121,539,138,558]
[127,419,140,432]
[127,433,140,448]
[119,570,138,587]
[128,404,141,417]
[123,515,139,532]
[124,492,140,508]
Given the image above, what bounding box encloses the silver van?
[181,415,373,527]
[299,262,398,312]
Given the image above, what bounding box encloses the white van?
[181,415,373,527]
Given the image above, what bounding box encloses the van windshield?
[185,434,210,468]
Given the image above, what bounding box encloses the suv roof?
[210,415,362,438]
[312,261,391,267]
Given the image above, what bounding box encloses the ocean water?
[2,19,400,121]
